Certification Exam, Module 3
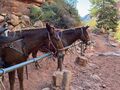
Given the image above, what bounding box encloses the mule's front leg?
[8,71,15,90]
[17,67,24,90]
[57,52,64,71]
[80,43,84,56]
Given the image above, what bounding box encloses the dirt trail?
[2,33,120,90]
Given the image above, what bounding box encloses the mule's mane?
[64,26,84,31]
[9,26,86,37]
[14,27,46,33]
[12,26,85,33]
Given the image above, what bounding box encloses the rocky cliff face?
[0,0,45,31]
[0,0,45,15]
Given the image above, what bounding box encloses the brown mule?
[1,28,50,90]
[32,24,90,70]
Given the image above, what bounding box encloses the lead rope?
[47,32,57,53]
[0,75,6,90]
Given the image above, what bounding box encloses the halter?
[47,30,64,55]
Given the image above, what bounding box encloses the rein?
[47,32,57,51]
[58,41,82,51]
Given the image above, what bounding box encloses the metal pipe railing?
[0,52,52,76]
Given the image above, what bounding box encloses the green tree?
[29,0,81,28]
[90,0,118,32]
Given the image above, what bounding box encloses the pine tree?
[90,0,118,32]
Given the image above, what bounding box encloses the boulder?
[53,71,63,87]
[8,14,20,26]
[75,56,88,67]
[52,70,72,90]
[34,20,43,27]
[62,70,72,90]
[20,15,31,26]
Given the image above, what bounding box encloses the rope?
[0,76,6,90]
[0,68,6,90]
[58,41,82,51]
[47,32,57,52]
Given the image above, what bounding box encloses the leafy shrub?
[29,5,43,22]
[87,17,97,27]
[114,21,120,42]
[29,1,81,28]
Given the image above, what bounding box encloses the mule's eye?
[52,27,55,30]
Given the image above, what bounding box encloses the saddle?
[0,27,7,35]
[0,29,24,54]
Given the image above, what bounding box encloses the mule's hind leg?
[17,67,24,90]
[8,71,15,90]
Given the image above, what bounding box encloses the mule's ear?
[46,23,52,33]
[86,25,89,28]
[85,25,89,30]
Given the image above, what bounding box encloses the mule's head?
[46,23,55,36]
[77,25,90,45]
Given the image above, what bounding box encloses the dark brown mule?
[46,23,65,71]
[32,24,90,70]
[1,47,27,90]
[1,28,51,90]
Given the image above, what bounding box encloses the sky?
[76,0,91,17]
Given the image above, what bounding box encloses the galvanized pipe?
[0,52,52,76]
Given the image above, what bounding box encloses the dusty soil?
[2,33,120,90]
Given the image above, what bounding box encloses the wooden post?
[52,70,72,90]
